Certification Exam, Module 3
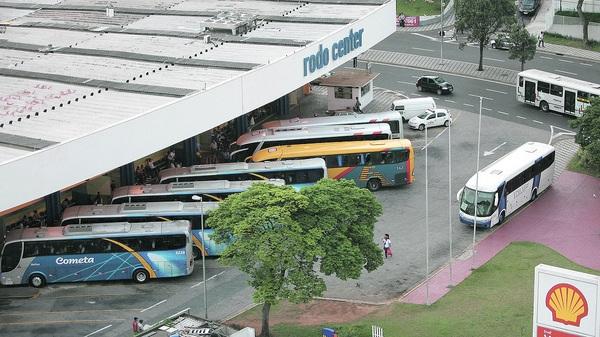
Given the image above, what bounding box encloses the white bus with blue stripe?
[1,220,193,288]
[457,142,555,228]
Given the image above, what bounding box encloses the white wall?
[554,0,600,13]
[0,0,397,212]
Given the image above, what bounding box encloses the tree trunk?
[260,303,271,337]
[478,40,484,71]
[577,0,590,46]
[521,59,525,71]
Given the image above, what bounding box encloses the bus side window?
[307,169,324,182]
[324,155,339,168]
[1,242,22,272]
[23,241,40,258]
[519,76,523,87]
[538,81,550,93]
[577,91,590,102]
[550,84,563,97]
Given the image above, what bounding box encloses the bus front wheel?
[193,247,202,260]
[498,212,505,225]
[133,269,149,284]
[29,274,46,288]
[540,101,549,112]
[531,189,538,201]
[367,178,382,192]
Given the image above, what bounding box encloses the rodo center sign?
[303,28,364,77]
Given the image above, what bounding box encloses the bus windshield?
[459,188,495,217]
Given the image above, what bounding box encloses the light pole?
[448,114,453,287]
[440,0,444,65]
[192,195,208,320]
[425,122,430,305]
[471,97,483,270]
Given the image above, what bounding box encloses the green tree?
[455,0,515,71]
[571,98,600,172]
[208,180,383,337]
[508,24,537,71]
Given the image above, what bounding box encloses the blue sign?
[303,28,364,77]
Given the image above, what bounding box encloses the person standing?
[382,234,392,259]
[538,31,545,47]
[353,97,362,113]
[132,317,139,333]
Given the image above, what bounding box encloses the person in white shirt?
[382,234,392,259]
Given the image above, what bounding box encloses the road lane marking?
[558,59,574,63]
[516,115,527,119]
[444,99,456,103]
[482,107,492,111]
[191,271,226,289]
[84,325,113,337]
[140,299,166,313]
[485,88,508,95]
[432,97,440,100]
[0,319,125,326]
[397,81,415,85]
[483,142,507,156]
[410,93,422,96]
[420,112,462,151]
[463,103,474,107]
[533,120,544,124]
[412,47,434,52]
[411,32,438,41]
[483,57,505,62]
[540,56,553,60]
[411,75,421,79]
[580,62,593,66]
[497,111,509,115]
[468,94,494,100]
[555,69,577,76]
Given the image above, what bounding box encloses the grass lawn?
[544,32,600,52]
[568,150,600,178]
[231,242,600,337]
[397,0,442,16]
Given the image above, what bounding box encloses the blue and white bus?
[0,220,194,287]
[62,202,223,259]
[159,158,327,190]
[457,142,555,228]
[111,179,284,204]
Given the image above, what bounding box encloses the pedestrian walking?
[353,97,362,113]
[538,31,545,47]
[132,317,140,333]
[382,234,392,258]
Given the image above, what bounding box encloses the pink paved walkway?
[402,171,600,304]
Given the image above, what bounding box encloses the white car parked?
[407,109,452,131]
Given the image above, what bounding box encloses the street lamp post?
[440,0,444,65]
[471,97,483,270]
[192,195,208,320]
[448,115,453,287]
[425,123,430,305]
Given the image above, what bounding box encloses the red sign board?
[537,326,585,337]
[396,16,420,27]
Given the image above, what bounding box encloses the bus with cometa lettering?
[111,179,284,204]
[251,139,414,191]
[0,220,193,288]
[457,142,555,228]
[61,202,223,259]
[159,158,327,190]
[230,123,391,161]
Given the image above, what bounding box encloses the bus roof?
[519,69,600,94]
[261,111,402,129]
[112,179,285,200]
[235,123,391,146]
[159,158,326,183]
[465,142,555,192]
[251,139,413,162]
[4,220,191,244]
[62,201,220,223]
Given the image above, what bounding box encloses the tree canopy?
[455,0,515,70]
[508,24,537,71]
[571,98,600,172]
[207,179,383,337]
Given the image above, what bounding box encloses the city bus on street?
[0,220,193,287]
[61,202,224,259]
[250,139,414,191]
[159,158,327,190]
[261,111,403,138]
[457,142,555,228]
[230,123,391,161]
[517,69,600,116]
[111,179,284,204]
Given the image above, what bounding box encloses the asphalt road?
[375,31,600,84]
[0,30,586,337]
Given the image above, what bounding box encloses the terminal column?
[44,191,61,225]
[119,163,135,186]
[234,115,249,139]
[182,136,198,167]
[277,95,289,116]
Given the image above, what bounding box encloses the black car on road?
[416,76,454,95]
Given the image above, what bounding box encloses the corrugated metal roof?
[170,0,299,15]
[244,22,345,41]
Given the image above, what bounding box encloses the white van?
[391,97,436,121]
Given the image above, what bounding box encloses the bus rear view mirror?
[456,188,463,202]
[494,193,499,207]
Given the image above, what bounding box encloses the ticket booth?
[317,68,379,113]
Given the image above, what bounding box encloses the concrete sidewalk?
[402,169,600,305]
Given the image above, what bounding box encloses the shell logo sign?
[545,283,589,327]
[534,265,599,337]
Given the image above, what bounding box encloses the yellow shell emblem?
[545,283,588,327]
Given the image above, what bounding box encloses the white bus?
[159,158,327,189]
[230,123,391,161]
[457,142,555,228]
[111,179,284,204]
[261,111,403,138]
[517,69,600,116]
